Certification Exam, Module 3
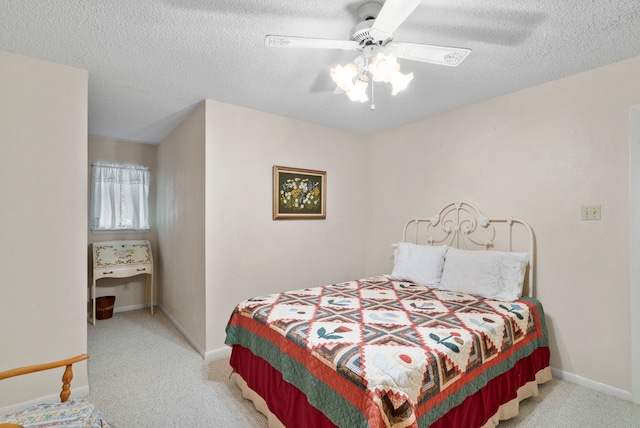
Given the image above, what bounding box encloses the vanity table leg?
[91,279,96,326]
[149,273,154,315]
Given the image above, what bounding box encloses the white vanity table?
[90,240,154,325]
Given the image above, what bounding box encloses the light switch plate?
[581,205,601,220]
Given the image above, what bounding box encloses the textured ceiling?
[1,0,640,143]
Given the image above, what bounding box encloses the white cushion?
[439,248,529,301]
[388,242,448,286]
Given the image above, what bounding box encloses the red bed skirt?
[230,344,550,428]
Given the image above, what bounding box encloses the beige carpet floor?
[87,308,266,427]
[87,309,640,427]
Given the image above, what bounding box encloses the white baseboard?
[155,305,231,362]
[0,386,90,415]
[551,367,633,402]
[87,303,154,323]
[113,303,147,313]
[156,304,206,358]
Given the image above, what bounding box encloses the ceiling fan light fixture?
[331,52,412,102]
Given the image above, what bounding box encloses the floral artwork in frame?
[273,166,326,220]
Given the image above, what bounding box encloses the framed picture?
[273,166,326,220]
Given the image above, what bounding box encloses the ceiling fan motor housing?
[351,2,392,46]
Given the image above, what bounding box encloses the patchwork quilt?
[225,276,548,428]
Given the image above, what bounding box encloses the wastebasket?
[96,296,116,320]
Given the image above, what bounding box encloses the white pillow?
[388,242,448,286]
[439,248,529,301]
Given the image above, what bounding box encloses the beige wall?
[203,99,368,351]
[156,102,208,351]
[156,99,368,354]
[0,51,88,408]
[88,136,158,311]
[365,56,640,393]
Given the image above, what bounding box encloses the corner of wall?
[629,104,640,404]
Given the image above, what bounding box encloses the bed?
[225,201,551,428]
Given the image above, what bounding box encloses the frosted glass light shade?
[369,53,400,82]
[346,75,369,102]
[330,63,358,92]
[390,72,414,95]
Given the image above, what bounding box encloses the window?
[90,163,150,231]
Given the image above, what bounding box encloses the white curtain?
[90,164,150,231]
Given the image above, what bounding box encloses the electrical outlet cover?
[581,205,601,220]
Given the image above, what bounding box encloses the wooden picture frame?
[273,166,326,220]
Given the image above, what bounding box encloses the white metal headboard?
[402,201,536,297]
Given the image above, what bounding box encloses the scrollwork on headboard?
[402,201,536,297]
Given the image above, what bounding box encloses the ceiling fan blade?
[265,35,360,51]
[369,0,424,42]
[386,42,471,66]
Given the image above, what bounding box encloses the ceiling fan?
[265,0,471,106]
